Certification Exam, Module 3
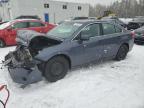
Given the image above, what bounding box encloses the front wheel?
[115,44,129,61]
[44,56,69,82]
[0,39,5,48]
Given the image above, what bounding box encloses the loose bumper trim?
[8,66,42,85]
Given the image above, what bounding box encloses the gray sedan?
[4,20,134,85]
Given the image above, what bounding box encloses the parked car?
[4,20,134,85]
[134,26,144,44]
[15,15,41,20]
[0,19,55,47]
[127,16,144,30]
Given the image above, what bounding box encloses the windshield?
[0,21,11,30]
[47,22,82,39]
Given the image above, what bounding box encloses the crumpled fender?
[34,42,72,62]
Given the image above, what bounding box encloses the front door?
[80,23,103,63]
[71,23,104,66]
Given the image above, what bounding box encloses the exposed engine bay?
[28,36,61,56]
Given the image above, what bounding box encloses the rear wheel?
[44,56,69,82]
[0,39,5,48]
[115,44,129,61]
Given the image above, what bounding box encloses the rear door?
[101,23,124,58]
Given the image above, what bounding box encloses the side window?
[81,24,100,38]
[102,23,115,35]
[29,22,45,27]
[13,22,28,29]
[115,26,122,33]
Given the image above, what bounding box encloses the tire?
[0,39,5,48]
[44,56,69,82]
[115,44,129,61]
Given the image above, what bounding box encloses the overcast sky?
[54,0,117,5]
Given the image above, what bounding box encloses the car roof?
[9,19,41,23]
[6,19,42,25]
[67,19,124,30]
[67,19,108,24]
[101,18,116,21]
[14,19,40,21]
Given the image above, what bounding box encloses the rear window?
[29,22,45,27]
[102,23,115,35]
[102,23,122,35]
[13,22,28,29]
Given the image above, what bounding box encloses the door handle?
[83,44,87,47]
[104,50,108,53]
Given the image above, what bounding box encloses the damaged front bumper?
[8,66,42,85]
[4,50,42,85]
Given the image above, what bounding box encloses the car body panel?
[4,20,134,85]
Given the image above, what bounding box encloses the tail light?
[130,31,135,38]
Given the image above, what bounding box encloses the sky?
[54,0,117,5]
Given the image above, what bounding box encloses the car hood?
[16,30,62,46]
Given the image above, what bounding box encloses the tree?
[89,0,144,18]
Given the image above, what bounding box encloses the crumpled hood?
[16,30,46,46]
[16,30,62,46]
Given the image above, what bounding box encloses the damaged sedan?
[4,20,134,85]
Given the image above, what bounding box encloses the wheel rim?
[119,47,127,59]
[50,62,64,76]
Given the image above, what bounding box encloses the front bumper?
[8,66,42,85]
[4,52,42,85]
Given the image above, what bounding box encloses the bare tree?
[89,0,144,18]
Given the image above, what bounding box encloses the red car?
[0,19,55,47]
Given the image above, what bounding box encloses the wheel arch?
[121,43,129,50]
[48,54,72,69]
